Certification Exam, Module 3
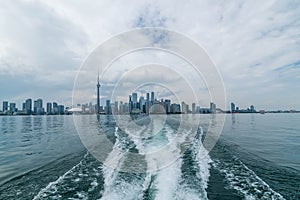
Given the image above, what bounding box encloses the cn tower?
[96,72,101,115]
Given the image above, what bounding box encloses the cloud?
[0,0,300,110]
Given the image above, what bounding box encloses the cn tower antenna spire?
[96,68,101,117]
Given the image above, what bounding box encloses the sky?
[0,0,300,110]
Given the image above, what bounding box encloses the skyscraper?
[46,102,52,114]
[36,98,43,115]
[25,99,32,115]
[192,103,196,114]
[181,101,187,114]
[151,92,155,112]
[106,100,111,114]
[231,102,235,113]
[96,73,101,114]
[210,102,216,114]
[58,105,64,115]
[151,92,154,103]
[165,99,171,113]
[9,102,16,112]
[132,92,137,109]
[129,95,132,113]
[2,101,8,112]
[250,105,255,113]
[53,102,58,115]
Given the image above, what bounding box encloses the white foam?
[193,126,212,199]
[213,157,285,200]
[100,126,145,200]
[33,152,89,200]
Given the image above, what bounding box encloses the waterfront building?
[151,101,165,114]
[2,101,8,112]
[231,102,236,113]
[106,100,111,114]
[36,98,43,115]
[192,103,196,114]
[114,101,119,114]
[22,102,26,111]
[165,99,171,113]
[210,102,216,114]
[250,105,255,113]
[53,102,59,115]
[151,92,155,112]
[170,103,181,114]
[25,99,32,115]
[58,105,64,115]
[9,102,16,112]
[46,102,52,114]
[181,101,188,114]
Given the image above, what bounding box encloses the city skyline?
[2,89,299,116]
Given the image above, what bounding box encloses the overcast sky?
[0,0,300,110]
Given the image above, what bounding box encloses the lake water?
[0,114,299,199]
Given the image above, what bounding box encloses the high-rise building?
[9,103,16,112]
[22,102,26,111]
[146,93,150,102]
[36,98,43,115]
[53,102,59,115]
[181,102,188,114]
[132,92,137,109]
[139,96,145,111]
[132,93,137,103]
[58,105,64,115]
[46,102,52,114]
[231,102,235,113]
[114,101,119,114]
[151,92,154,103]
[210,102,216,114]
[151,92,155,112]
[250,105,255,113]
[129,95,132,113]
[170,103,180,114]
[33,100,37,114]
[25,99,32,114]
[2,101,8,112]
[164,99,171,113]
[192,103,196,114]
[106,100,111,114]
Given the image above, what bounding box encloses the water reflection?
[231,114,236,129]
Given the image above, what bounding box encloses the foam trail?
[33,152,89,200]
[193,126,212,199]
[213,157,285,200]
[100,126,145,200]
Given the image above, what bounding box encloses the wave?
[33,152,103,199]
[212,156,285,200]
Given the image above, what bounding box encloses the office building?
[25,99,32,114]
[210,102,216,113]
[36,98,43,115]
[58,105,64,115]
[165,99,171,113]
[106,100,111,114]
[192,103,196,114]
[250,105,255,113]
[46,102,52,114]
[2,101,8,112]
[170,103,181,114]
[53,102,59,115]
[9,103,16,112]
[231,102,235,113]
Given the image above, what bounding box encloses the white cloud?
[0,0,299,110]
